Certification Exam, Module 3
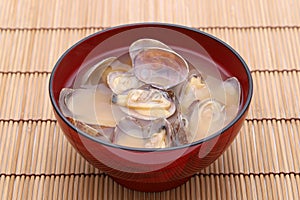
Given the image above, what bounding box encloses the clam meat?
[112,87,176,120]
[113,117,172,148]
[107,71,144,94]
[73,57,132,88]
[179,74,210,113]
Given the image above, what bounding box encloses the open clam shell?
[129,38,173,60]
[178,74,211,114]
[59,84,125,128]
[178,74,241,115]
[218,77,241,124]
[111,86,176,120]
[214,77,241,107]
[113,116,173,148]
[66,117,113,142]
[129,39,189,89]
[74,57,132,88]
[107,71,144,94]
[74,57,116,88]
[182,99,226,143]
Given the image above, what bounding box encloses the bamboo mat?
[0,0,299,199]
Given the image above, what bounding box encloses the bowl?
[49,23,253,192]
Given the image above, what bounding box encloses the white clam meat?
[107,71,144,94]
[73,57,132,88]
[179,74,210,113]
[112,87,176,120]
[179,75,241,116]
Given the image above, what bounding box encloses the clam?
[73,57,131,88]
[67,117,113,142]
[129,38,173,60]
[178,75,241,116]
[204,77,241,124]
[214,77,241,106]
[178,74,211,113]
[183,99,226,143]
[170,115,189,146]
[111,86,176,120]
[107,71,144,94]
[59,84,125,128]
[113,116,172,148]
[219,77,241,124]
[73,57,116,88]
[129,39,189,89]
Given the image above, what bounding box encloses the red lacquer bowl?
[49,23,253,192]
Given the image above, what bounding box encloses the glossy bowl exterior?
[49,23,253,192]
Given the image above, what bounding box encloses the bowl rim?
[49,22,253,152]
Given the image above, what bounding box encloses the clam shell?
[112,87,176,120]
[129,39,189,89]
[215,77,241,107]
[205,77,241,124]
[73,57,132,88]
[129,38,173,61]
[59,84,125,127]
[183,99,226,143]
[107,71,144,94]
[74,57,116,88]
[67,117,113,142]
[178,74,210,114]
[178,75,241,115]
[219,77,241,124]
[113,116,172,148]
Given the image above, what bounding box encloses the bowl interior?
[50,23,252,150]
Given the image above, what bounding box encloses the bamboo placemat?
[0,0,299,199]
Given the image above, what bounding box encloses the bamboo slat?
[0,27,299,72]
[0,0,299,28]
[0,174,299,200]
